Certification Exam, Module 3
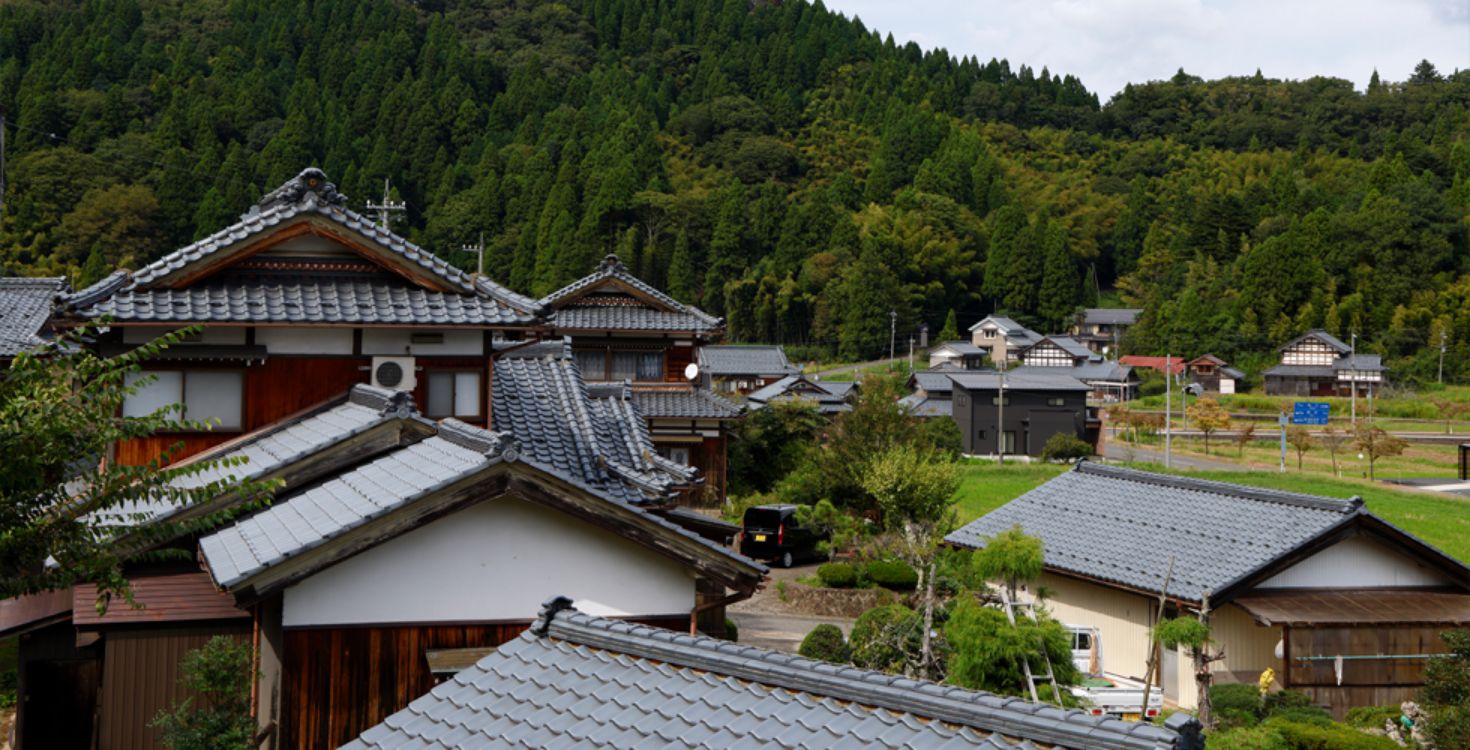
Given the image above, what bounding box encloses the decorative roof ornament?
[254,167,347,212]
[596,253,626,273]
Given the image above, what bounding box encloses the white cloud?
[823,0,1470,99]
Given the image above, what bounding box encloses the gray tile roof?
[932,340,986,356]
[899,393,952,418]
[343,598,1197,750]
[1009,361,1136,385]
[1262,364,1338,379]
[747,375,856,414]
[75,273,531,326]
[949,371,1092,392]
[0,277,65,357]
[199,420,763,592]
[63,168,540,325]
[493,349,673,505]
[587,381,700,491]
[1081,309,1141,326]
[699,345,797,376]
[631,386,743,420]
[946,462,1367,603]
[968,316,1041,345]
[542,254,721,334]
[1339,353,1386,371]
[1280,329,1351,354]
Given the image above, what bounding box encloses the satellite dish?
[684,363,700,381]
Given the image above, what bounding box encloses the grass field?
[1130,385,1470,427]
[1129,433,1463,480]
[952,459,1470,563]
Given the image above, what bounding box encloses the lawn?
[951,459,1470,563]
[1136,433,1463,480]
[1129,385,1470,428]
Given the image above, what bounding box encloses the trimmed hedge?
[817,562,859,588]
[1210,683,1262,729]
[798,624,850,664]
[1265,718,1401,750]
[865,560,919,590]
[1205,725,1289,750]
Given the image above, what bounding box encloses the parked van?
[738,504,826,568]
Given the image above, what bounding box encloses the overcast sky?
[821,0,1470,100]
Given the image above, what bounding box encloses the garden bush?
[1262,689,1314,714]
[865,560,919,590]
[1343,705,1400,730]
[849,604,919,672]
[723,617,738,642]
[1209,683,1262,729]
[798,624,850,664]
[1040,433,1093,462]
[1205,724,1288,750]
[817,562,859,588]
[1267,707,1332,726]
[1264,718,1401,750]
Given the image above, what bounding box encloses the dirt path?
[729,563,857,653]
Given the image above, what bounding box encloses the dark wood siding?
[282,616,687,749]
[97,624,251,750]
[1286,625,1450,720]
[665,345,695,382]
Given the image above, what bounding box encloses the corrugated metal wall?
[1038,572,1155,682]
[96,624,250,750]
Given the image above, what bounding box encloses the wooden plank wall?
[1287,625,1449,719]
[664,346,694,382]
[96,624,251,750]
[282,616,688,749]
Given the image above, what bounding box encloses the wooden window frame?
[130,367,247,432]
[423,369,485,421]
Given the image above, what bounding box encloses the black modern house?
[950,371,1095,457]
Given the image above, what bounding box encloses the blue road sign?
[1293,402,1330,425]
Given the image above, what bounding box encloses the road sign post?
[1292,402,1330,426]
[1279,413,1288,473]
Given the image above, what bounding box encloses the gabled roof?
[931,340,985,356]
[1119,356,1186,375]
[1024,335,1093,360]
[1009,361,1135,384]
[899,393,953,418]
[1080,308,1141,326]
[1279,329,1351,354]
[344,598,1199,750]
[910,367,972,395]
[493,342,693,504]
[541,254,722,335]
[946,462,1470,604]
[62,168,541,326]
[698,345,797,377]
[630,385,744,420]
[0,277,66,357]
[1187,354,1228,367]
[968,315,1034,336]
[747,374,857,414]
[199,420,764,597]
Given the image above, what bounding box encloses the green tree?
[1354,424,1407,479]
[969,525,1044,600]
[1422,629,1470,748]
[945,598,1080,698]
[937,309,960,342]
[151,636,255,750]
[859,444,959,529]
[1037,218,1079,329]
[1186,398,1231,454]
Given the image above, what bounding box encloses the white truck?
[1066,624,1164,721]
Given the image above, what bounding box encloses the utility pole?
[366,178,406,230]
[908,335,914,374]
[1350,332,1358,427]
[889,310,897,366]
[460,232,485,276]
[1164,353,1172,469]
[1439,329,1448,385]
[997,366,1007,465]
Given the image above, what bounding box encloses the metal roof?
[0,277,65,356]
[949,371,1092,392]
[342,598,1197,750]
[1233,589,1470,627]
[630,386,743,420]
[541,254,721,334]
[698,345,797,376]
[946,463,1369,603]
[1080,309,1141,326]
[910,369,962,395]
[63,168,540,325]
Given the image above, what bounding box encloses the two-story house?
[538,254,742,503]
[1012,335,1139,402]
[1070,308,1141,355]
[697,344,799,394]
[1263,330,1387,397]
[926,340,987,369]
[1187,354,1246,394]
[967,315,1041,365]
[949,371,1096,456]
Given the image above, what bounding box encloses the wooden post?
[1140,556,1175,715]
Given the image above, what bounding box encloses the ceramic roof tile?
[630,387,743,420]
[541,254,720,334]
[698,345,797,376]
[1080,309,1141,326]
[945,462,1368,601]
[341,600,1196,750]
[0,277,65,357]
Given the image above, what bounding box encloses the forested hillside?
[1,0,1467,380]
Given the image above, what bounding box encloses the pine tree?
[937,309,959,341]
[1037,219,1079,330]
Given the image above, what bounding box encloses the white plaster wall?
[282,496,695,627]
[255,328,353,355]
[361,329,483,356]
[1258,535,1453,589]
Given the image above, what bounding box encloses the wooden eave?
[217,461,763,607]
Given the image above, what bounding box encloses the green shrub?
[1211,683,1263,729]
[1039,433,1092,462]
[1343,705,1400,730]
[1426,706,1470,750]
[1267,707,1332,726]
[817,562,859,588]
[1262,689,1314,714]
[151,635,255,750]
[798,624,850,663]
[865,560,919,590]
[723,617,738,642]
[849,604,919,672]
[1264,718,1401,750]
[1205,724,1288,750]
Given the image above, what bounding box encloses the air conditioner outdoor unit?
[370,356,417,392]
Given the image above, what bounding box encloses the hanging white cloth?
[1334,655,1344,686]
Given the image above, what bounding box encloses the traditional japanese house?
[56,168,545,467]
[967,314,1041,365]
[927,340,987,369]
[0,277,66,365]
[539,254,741,503]
[1071,308,1141,355]
[697,344,798,394]
[1186,354,1245,395]
[899,363,973,418]
[1013,336,1139,402]
[948,463,1470,717]
[745,373,858,415]
[1263,330,1388,397]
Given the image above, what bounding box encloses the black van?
[738,504,826,568]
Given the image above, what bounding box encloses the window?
[574,349,607,380]
[576,349,665,382]
[1074,631,1093,651]
[426,371,482,419]
[990,395,1011,406]
[1001,431,1016,453]
[636,352,663,381]
[124,370,243,430]
[659,446,692,465]
[1047,397,1066,406]
[983,329,996,339]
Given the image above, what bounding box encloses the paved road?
[727,612,856,653]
